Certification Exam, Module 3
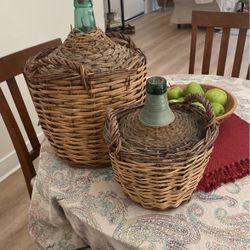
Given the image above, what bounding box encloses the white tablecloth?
[29,74,250,250]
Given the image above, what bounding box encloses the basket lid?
[120,105,206,155]
[26,29,145,80]
[53,29,145,72]
[105,93,219,160]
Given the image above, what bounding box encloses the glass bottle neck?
[74,0,96,32]
[139,76,175,127]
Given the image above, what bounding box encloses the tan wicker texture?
[104,94,219,210]
[24,29,147,167]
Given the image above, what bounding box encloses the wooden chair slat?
[232,28,247,78]
[7,77,40,153]
[0,89,35,196]
[217,27,230,76]
[202,27,214,75]
[189,26,197,74]
[191,11,249,29]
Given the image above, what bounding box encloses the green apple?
[169,98,183,104]
[184,82,205,96]
[169,97,185,104]
[169,99,179,103]
[211,102,225,117]
[192,101,205,110]
[167,86,184,100]
[177,97,185,102]
[205,88,227,107]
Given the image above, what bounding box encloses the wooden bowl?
[168,84,237,122]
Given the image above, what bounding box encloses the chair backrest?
[0,38,62,197]
[189,11,249,78]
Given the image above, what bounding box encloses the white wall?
[104,0,145,21]
[124,0,145,20]
[0,0,105,181]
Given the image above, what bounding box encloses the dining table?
[29,74,250,250]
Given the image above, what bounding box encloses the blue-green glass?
[139,76,175,127]
[74,0,96,32]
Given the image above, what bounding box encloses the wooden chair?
[0,38,62,197]
[189,11,249,78]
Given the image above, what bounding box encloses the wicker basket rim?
[104,93,219,160]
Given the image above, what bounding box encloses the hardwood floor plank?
[0,169,36,250]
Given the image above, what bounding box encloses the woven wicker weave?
[104,94,219,210]
[24,29,147,167]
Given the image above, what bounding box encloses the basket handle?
[184,93,217,128]
[27,47,91,92]
[104,107,122,155]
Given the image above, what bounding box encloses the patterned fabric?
[29,75,250,250]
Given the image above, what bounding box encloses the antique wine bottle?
[139,76,175,127]
[74,0,96,32]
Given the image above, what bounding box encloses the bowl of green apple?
[167,82,237,122]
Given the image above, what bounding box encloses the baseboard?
[0,132,44,182]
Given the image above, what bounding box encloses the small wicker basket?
[104,94,219,210]
[25,29,147,167]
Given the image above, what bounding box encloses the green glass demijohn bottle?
[139,76,175,127]
[74,0,96,32]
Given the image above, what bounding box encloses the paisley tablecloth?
[29,74,250,250]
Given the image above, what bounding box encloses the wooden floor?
[0,169,37,250]
[0,8,249,250]
[129,8,249,78]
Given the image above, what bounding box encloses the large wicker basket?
[25,29,147,167]
[104,94,219,210]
